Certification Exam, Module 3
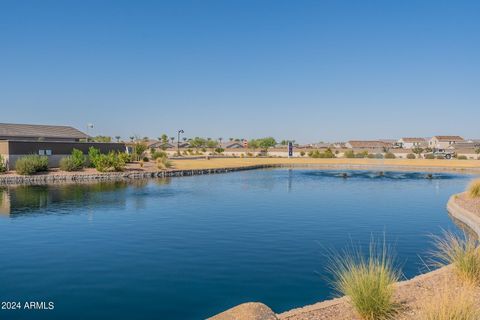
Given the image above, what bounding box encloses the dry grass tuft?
[329,240,400,320]
[431,231,480,285]
[468,179,480,198]
[420,283,479,320]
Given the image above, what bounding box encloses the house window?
[39,150,45,155]
[46,150,52,156]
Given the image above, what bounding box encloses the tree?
[170,137,175,144]
[248,139,259,151]
[129,136,135,142]
[183,137,187,142]
[92,135,112,143]
[115,136,121,142]
[133,143,148,161]
[476,148,480,154]
[218,137,223,145]
[257,137,276,152]
[412,146,424,158]
[190,137,206,151]
[206,139,218,151]
[229,138,234,142]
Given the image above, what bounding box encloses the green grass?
[328,240,400,320]
[468,179,480,198]
[431,231,480,285]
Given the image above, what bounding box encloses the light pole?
[86,123,94,142]
[177,129,184,156]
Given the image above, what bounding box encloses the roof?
[433,136,464,142]
[347,140,391,148]
[0,123,89,140]
[221,142,243,148]
[400,137,426,143]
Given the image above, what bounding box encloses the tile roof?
[347,140,391,148]
[400,137,426,143]
[433,136,464,141]
[0,123,89,140]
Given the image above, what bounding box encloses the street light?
[86,123,94,142]
[177,129,184,156]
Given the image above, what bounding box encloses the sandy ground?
[278,266,480,320]
[170,157,480,171]
[456,192,480,216]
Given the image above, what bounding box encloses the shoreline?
[0,158,479,185]
[210,192,480,320]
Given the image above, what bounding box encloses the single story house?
[428,136,464,150]
[345,140,392,150]
[397,137,427,149]
[0,123,125,169]
[221,141,244,149]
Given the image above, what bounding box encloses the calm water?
[0,169,473,319]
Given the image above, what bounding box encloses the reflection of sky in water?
[0,169,475,320]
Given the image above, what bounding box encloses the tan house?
[397,137,427,149]
[345,140,392,150]
[428,136,464,150]
[0,123,125,169]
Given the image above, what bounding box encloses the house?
[0,123,89,142]
[428,136,464,150]
[0,123,125,169]
[397,138,427,149]
[221,141,244,149]
[345,140,392,150]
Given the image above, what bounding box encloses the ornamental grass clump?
[156,157,172,170]
[468,179,480,198]
[59,149,86,172]
[431,231,480,285]
[329,240,400,320]
[0,155,6,173]
[420,283,479,320]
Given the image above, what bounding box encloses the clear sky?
[1,0,479,143]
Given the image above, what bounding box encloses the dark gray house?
[0,123,125,169]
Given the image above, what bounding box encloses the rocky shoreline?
[0,164,277,185]
[210,193,480,320]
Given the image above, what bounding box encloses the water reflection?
[0,178,172,216]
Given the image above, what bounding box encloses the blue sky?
[1,0,479,142]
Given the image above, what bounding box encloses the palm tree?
[183,137,187,142]
[129,136,135,142]
[218,137,223,146]
[170,137,175,144]
[229,137,233,142]
[115,136,121,142]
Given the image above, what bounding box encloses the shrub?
[151,151,167,160]
[246,152,253,157]
[420,284,479,320]
[468,179,480,198]
[156,157,172,170]
[118,152,131,163]
[384,153,395,159]
[60,149,86,172]
[406,153,416,159]
[300,151,305,157]
[431,231,480,285]
[329,240,400,320]
[457,155,468,160]
[214,147,224,154]
[425,154,435,159]
[0,155,6,173]
[94,152,126,172]
[367,154,375,159]
[15,155,49,175]
[344,150,355,158]
[88,147,101,167]
[142,156,149,162]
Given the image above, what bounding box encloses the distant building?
[428,136,464,150]
[345,140,392,150]
[397,137,427,149]
[221,141,244,149]
[0,123,124,169]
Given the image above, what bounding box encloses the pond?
[0,169,473,319]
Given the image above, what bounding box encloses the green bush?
[300,151,305,156]
[367,153,375,159]
[142,156,149,162]
[0,155,6,173]
[406,153,416,159]
[151,151,167,160]
[344,150,355,158]
[384,152,395,159]
[60,149,86,172]
[94,152,126,172]
[118,152,131,163]
[88,146,101,167]
[355,151,368,158]
[425,154,435,159]
[15,155,49,175]
[214,147,225,154]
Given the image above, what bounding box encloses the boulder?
[208,302,278,320]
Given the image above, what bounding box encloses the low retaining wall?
[447,194,480,236]
[0,165,278,185]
